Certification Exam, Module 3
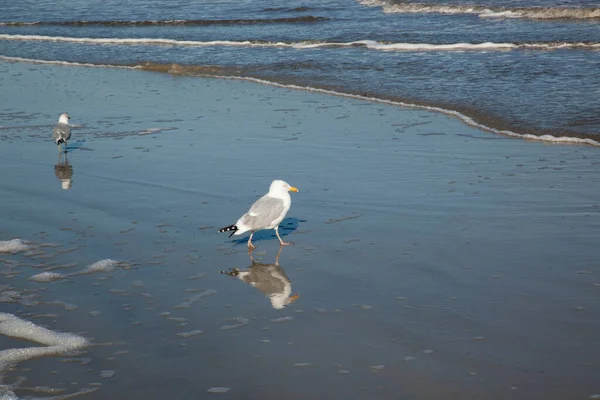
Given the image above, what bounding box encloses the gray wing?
[238,195,285,230]
[52,123,71,142]
[245,263,288,296]
[54,163,74,180]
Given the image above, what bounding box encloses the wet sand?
[0,60,599,399]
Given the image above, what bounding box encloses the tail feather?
[218,224,238,238]
[56,138,65,145]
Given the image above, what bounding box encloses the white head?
[269,293,300,310]
[61,178,72,190]
[268,180,299,196]
[58,113,71,124]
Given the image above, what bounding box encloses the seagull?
[221,247,299,309]
[52,113,71,153]
[218,180,299,250]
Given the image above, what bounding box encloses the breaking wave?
[1,55,598,147]
[357,0,600,20]
[0,16,329,27]
[0,34,599,51]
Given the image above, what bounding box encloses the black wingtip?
[220,268,240,277]
[218,224,238,238]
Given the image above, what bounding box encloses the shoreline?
[1,55,599,147]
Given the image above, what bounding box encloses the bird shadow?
[230,217,305,246]
[64,139,86,152]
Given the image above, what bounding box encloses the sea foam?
[0,313,91,399]
[0,239,31,254]
[0,16,328,27]
[28,271,66,283]
[80,259,121,274]
[27,259,131,284]
[357,1,600,20]
[0,34,598,51]
[0,312,89,372]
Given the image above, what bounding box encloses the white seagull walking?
[219,180,299,250]
[52,113,71,153]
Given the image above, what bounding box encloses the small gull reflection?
[221,247,299,309]
[54,152,74,190]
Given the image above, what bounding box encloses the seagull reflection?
[54,152,74,190]
[221,247,299,309]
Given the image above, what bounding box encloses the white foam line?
[520,42,600,50]
[0,33,445,50]
[1,55,598,147]
[0,34,262,47]
[0,55,134,69]
[0,21,40,26]
[357,0,600,20]
[0,34,598,51]
[363,40,516,51]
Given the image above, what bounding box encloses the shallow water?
[1,61,599,399]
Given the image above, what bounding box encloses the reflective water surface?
[0,61,599,399]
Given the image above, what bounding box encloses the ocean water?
[1,2,600,400]
[0,0,599,142]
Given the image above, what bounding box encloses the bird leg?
[247,232,256,252]
[57,144,62,153]
[64,141,68,153]
[275,226,293,246]
[274,245,283,265]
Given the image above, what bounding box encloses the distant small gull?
[218,180,299,250]
[52,112,71,153]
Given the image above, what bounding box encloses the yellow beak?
[289,294,300,303]
[289,187,299,193]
